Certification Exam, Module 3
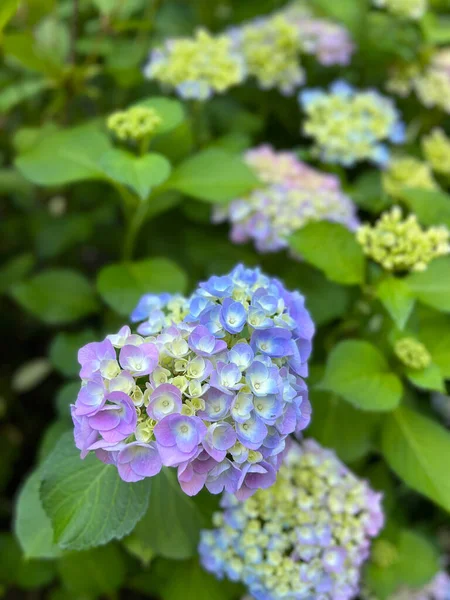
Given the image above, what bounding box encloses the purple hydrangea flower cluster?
[213,145,359,252]
[199,439,384,600]
[72,265,314,499]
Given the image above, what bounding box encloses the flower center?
[162,400,169,407]
[261,344,268,350]
[180,425,189,433]
[254,383,261,390]
[257,404,263,410]
[243,424,249,430]
[229,317,236,324]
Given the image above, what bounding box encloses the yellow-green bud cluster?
[357,206,450,272]
[382,156,437,198]
[422,129,450,175]
[144,29,245,100]
[233,14,304,95]
[107,106,161,143]
[199,440,384,600]
[395,337,432,370]
[372,0,427,20]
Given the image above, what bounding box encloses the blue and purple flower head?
[199,439,384,599]
[72,265,314,499]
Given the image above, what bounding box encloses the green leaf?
[406,363,445,393]
[319,340,403,411]
[3,32,60,75]
[0,253,35,294]
[134,468,202,559]
[382,406,450,512]
[289,222,365,285]
[400,188,450,229]
[40,433,151,550]
[38,420,71,464]
[161,559,241,600]
[135,97,185,135]
[12,358,52,393]
[34,17,69,66]
[15,122,111,186]
[376,276,415,329]
[58,545,125,596]
[15,470,61,559]
[406,257,450,312]
[97,258,187,316]
[11,269,99,325]
[49,330,95,377]
[365,529,440,599]
[168,148,259,203]
[0,0,19,32]
[0,79,49,114]
[99,149,171,200]
[308,391,380,462]
[0,533,56,590]
[418,311,450,378]
[55,382,79,420]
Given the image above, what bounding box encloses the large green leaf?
[15,123,111,186]
[168,148,259,203]
[308,391,380,462]
[376,276,415,329]
[135,97,185,135]
[382,406,450,512]
[406,257,450,312]
[58,545,125,596]
[365,529,440,599]
[11,269,99,325]
[289,222,365,285]
[99,149,171,200]
[40,433,151,550]
[400,188,450,229]
[0,79,49,114]
[49,330,95,377]
[405,363,445,393]
[319,340,403,411]
[133,468,202,560]
[418,311,450,378]
[15,470,61,560]
[97,258,187,316]
[0,0,19,32]
[0,253,34,294]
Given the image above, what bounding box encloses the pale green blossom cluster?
[357,207,450,272]
[382,156,437,198]
[422,129,450,175]
[394,337,432,370]
[372,0,428,20]
[107,106,162,143]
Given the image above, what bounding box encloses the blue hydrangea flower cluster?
[213,145,359,253]
[72,265,314,499]
[199,439,384,600]
[299,81,405,166]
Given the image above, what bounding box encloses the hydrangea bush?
[2,0,450,599]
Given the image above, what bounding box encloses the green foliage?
[40,433,151,550]
[11,269,99,324]
[376,276,415,329]
[49,330,95,377]
[97,258,187,315]
[382,407,450,512]
[289,222,366,285]
[134,468,203,560]
[135,97,185,135]
[168,148,259,203]
[406,257,450,312]
[320,340,403,411]
[401,188,450,229]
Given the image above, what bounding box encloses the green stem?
[122,201,149,261]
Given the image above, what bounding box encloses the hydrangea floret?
[299,81,405,166]
[283,4,354,66]
[107,106,162,143]
[144,29,245,100]
[394,337,432,370]
[199,439,384,600]
[213,145,359,252]
[422,129,450,175]
[72,265,314,499]
[357,206,450,272]
[230,14,304,95]
[372,0,427,20]
[382,156,437,198]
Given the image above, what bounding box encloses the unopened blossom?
[213,145,359,253]
[144,29,245,100]
[283,4,354,66]
[372,0,427,20]
[357,206,450,272]
[382,156,437,198]
[414,50,450,113]
[395,337,432,370]
[299,81,405,166]
[422,129,450,175]
[231,14,304,95]
[199,439,384,600]
[72,265,314,498]
[107,106,162,142]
